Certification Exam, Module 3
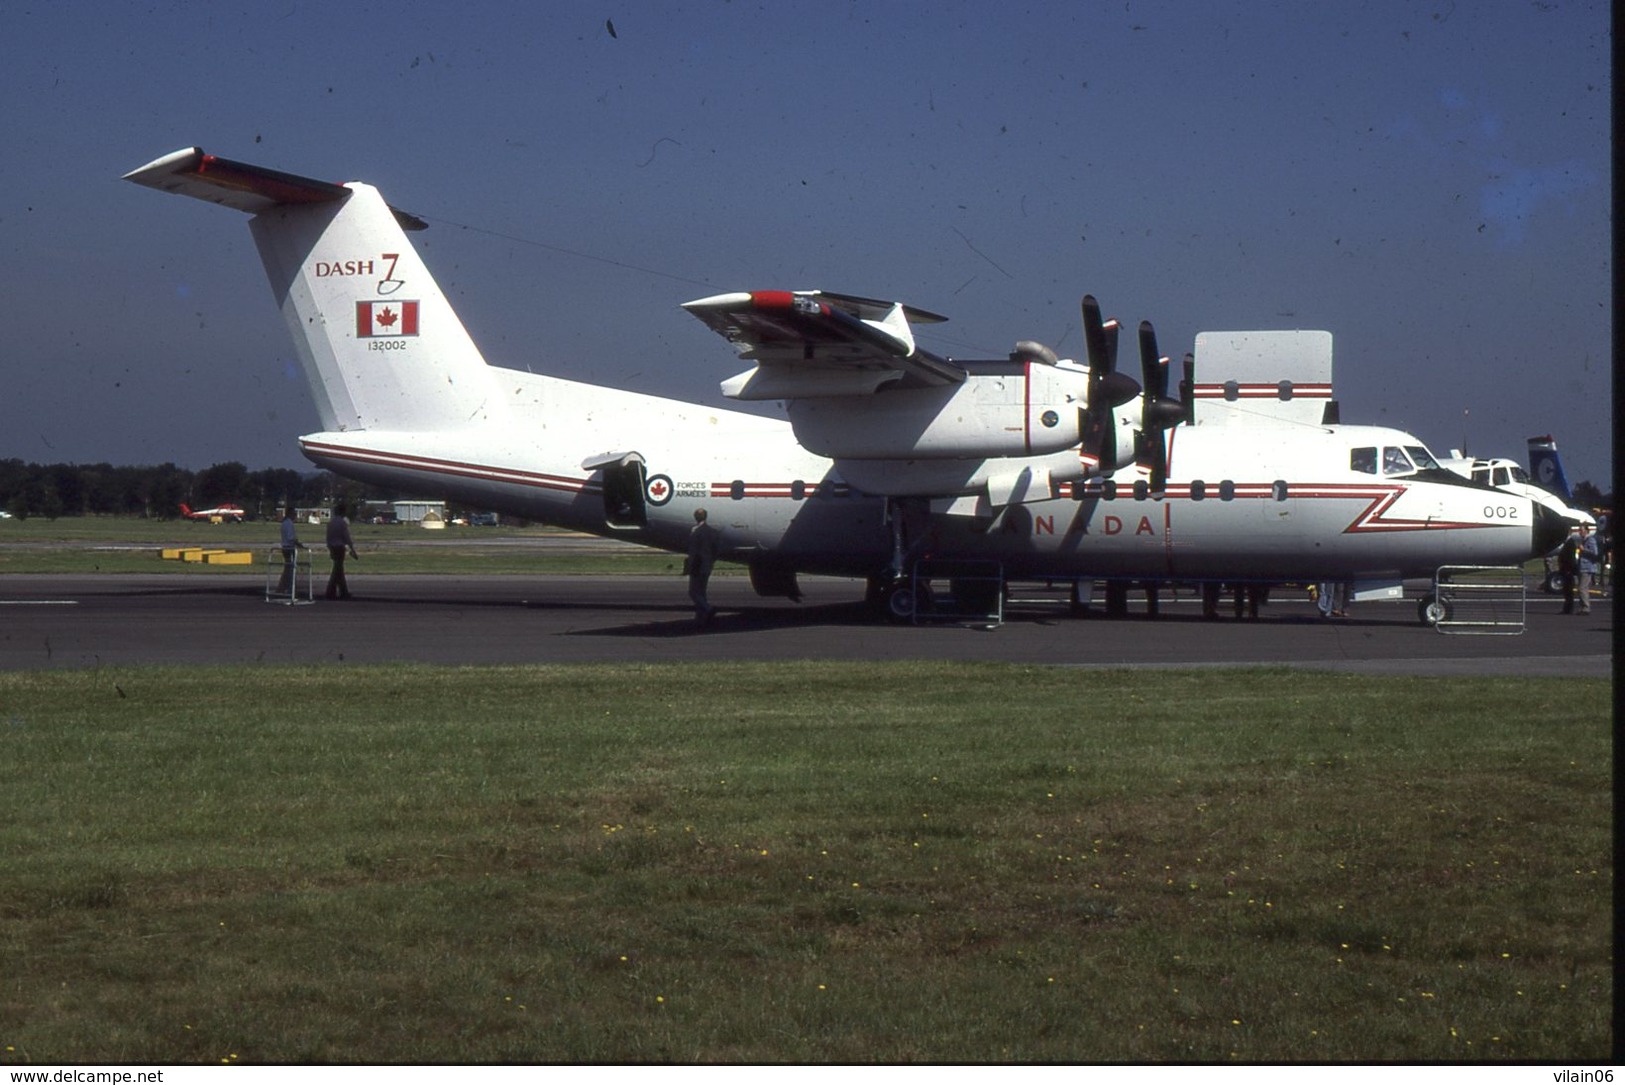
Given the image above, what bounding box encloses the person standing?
[1558,525,1581,614]
[275,506,304,598]
[1317,581,1350,618]
[1575,522,1597,615]
[325,503,360,600]
[1591,511,1610,593]
[685,508,721,624]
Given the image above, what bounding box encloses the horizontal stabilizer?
[123,147,427,230]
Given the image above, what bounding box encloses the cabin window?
[1133,479,1149,501]
[1405,445,1442,470]
[1223,380,1240,402]
[1382,447,1413,476]
[1190,480,1206,501]
[790,480,806,500]
[1102,479,1117,501]
[1219,479,1235,501]
[1277,380,1293,400]
[1272,480,1289,502]
[730,480,745,500]
[1351,447,1377,474]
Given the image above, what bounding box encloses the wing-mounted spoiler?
[684,288,963,400]
[123,147,428,230]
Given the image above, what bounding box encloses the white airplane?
[123,148,1566,622]
[180,502,246,522]
[1437,444,1593,531]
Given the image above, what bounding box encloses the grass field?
[0,662,1610,1063]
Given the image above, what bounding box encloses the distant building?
[391,500,447,524]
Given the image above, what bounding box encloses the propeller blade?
[1133,319,1182,491]
[1148,434,1169,492]
[1138,321,1183,432]
[1138,321,1166,400]
[1078,294,1139,474]
[1081,295,1110,375]
[1079,406,1116,473]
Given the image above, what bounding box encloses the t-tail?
[1525,435,1575,503]
[123,148,503,436]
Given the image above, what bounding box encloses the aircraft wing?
[684,290,965,400]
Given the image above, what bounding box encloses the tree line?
[0,459,377,521]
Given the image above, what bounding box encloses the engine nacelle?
[787,362,1091,460]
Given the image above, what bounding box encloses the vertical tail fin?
[125,148,503,434]
[1525,435,1574,502]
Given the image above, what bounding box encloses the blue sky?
[1,0,1611,490]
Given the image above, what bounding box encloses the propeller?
[1135,320,1188,491]
[1079,295,1141,475]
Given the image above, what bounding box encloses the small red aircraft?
[180,503,245,522]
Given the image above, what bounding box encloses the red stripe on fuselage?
[300,441,592,495]
[301,440,1496,536]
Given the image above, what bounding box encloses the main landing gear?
[865,573,921,623]
[1417,593,1450,626]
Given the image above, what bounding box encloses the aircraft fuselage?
[299,382,1541,584]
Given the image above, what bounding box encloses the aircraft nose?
[1530,502,1568,557]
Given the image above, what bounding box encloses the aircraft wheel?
[883,583,918,623]
[1543,570,1564,595]
[1417,594,1449,626]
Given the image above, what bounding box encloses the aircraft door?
[599,453,648,531]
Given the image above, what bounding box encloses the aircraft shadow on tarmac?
[561,603,1438,638]
[103,580,1574,636]
[116,582,266,600]
[561,602,874,637]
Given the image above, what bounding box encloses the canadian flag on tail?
[356,300,420,337]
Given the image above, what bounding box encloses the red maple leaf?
[649,479,669,499]
[376,307,398,328]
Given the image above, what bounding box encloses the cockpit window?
[1492,466,1510,487]
[1382,446,1414,476]
[1404,445,1441,471]
[1471,466,1490,485]
[1350,447,1377,474]
[1509,466,1529,484]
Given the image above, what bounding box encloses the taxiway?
[0,573,1610,677]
